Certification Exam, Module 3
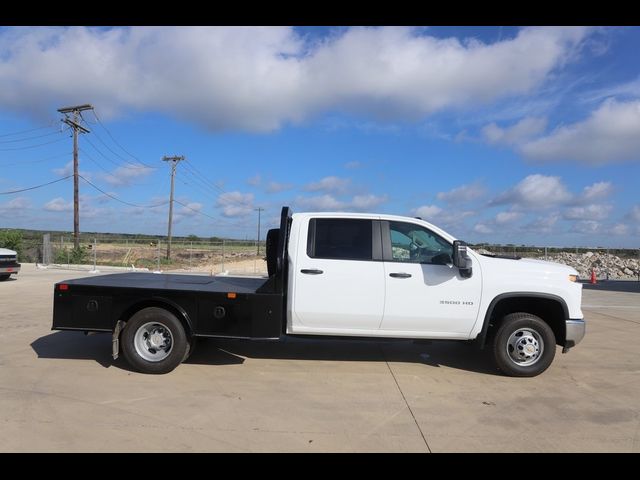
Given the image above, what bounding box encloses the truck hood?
[472,251,578,277]
[0,248,17,255]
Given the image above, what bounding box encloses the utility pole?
[58,104,93,250]
[163,155,185,260]
[255,207,264,256]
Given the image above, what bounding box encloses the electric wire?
[0,175,73,195]
[0,123,57,138]
[0,136,68,152]
[78,174,169,209]
[0,129,66,144]
[90,110,155,169]
[78,112,156,170]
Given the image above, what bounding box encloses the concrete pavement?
[1,264,638,452]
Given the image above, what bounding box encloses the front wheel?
[0,274,11,281]
[493,312,556,377]
[121,307,188,374]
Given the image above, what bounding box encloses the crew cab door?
[380,220,481,335]
[290,217,385,333]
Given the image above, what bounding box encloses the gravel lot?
[1,264,639,452]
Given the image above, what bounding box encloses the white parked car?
[0,247,20,280]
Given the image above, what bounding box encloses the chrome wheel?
[506,328,544,367]
[134,322,174,362]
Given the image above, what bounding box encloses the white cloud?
[495,211,523,224]
[521,213,560,233]
[491,174,572,210]
[581,181,613,201]
[350,194,388,210]
[611,223,629,236]
[482,117,547,145]
[0,26,592,132]
[344,161,362,169]
[177,202,203,217]
[53,161,74,177]
[295,193,388,212]
[265,181,293,194]
[473,223,493,234]
[564,204,612,221]
[101,164,154,187]
[520,99,640,165]
[247,174,261,186]
[44,197,73,212]
[0,196,31,214]
[295,194,346,211]
[629,205,640,222]
[570,220,601,234]
[436,182,485,204]
[304,176,351,194]
[412,205,442,219]
[215,191,254,217]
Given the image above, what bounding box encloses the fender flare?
[476,292,569,349]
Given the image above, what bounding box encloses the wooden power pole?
[58,104,93,250]
[163,155,185,260]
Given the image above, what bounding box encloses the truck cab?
[52,206,586,377]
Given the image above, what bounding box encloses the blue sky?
[0,26,639,247]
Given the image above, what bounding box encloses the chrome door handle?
[301,269,324,275]
[389,272,412,278]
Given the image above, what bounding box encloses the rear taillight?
[58,284,69,291]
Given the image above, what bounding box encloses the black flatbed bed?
[64,272,268,294]
[52,207,292,341]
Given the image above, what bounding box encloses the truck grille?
[0,255,17,263]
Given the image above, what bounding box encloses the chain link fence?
[33,234,267,275]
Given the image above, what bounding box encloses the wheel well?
[118,300,193,335]
[485,297,565,346]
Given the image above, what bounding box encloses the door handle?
[389,272,412,278]
[301,269,324,275]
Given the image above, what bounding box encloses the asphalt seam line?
[380,345,432,453]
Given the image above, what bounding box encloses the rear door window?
[308,218,373,260]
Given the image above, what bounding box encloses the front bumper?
[0,263,20,275]
[563,319,586,351]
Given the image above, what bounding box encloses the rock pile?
[473,248,640,280]
[539,251,640,280]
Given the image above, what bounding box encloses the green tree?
[0,230,23,258]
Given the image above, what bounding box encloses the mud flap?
[112,320,125,360]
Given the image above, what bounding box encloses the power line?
[0,136,68,152]
[78,174,170,209]
[0,151,72,167]
[79,111,156,170]
[83,136,151,171]
[0,129,64,144]
[0,175,73,195]
[0,123,57,138]
[90,109,153,168]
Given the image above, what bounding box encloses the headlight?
[568,274,578,282]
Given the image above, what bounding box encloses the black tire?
[121,307,188,374]
[493,312,556,377]
[0,274,10,281]
[183,336,198,362]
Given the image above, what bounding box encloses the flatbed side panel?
[195,292,282,338]
[53,286,113,331]
[53,282,283,339]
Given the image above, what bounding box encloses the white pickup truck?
[0,247,20,280]
[52,207,585,377]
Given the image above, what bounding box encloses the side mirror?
[452,240,472,278]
